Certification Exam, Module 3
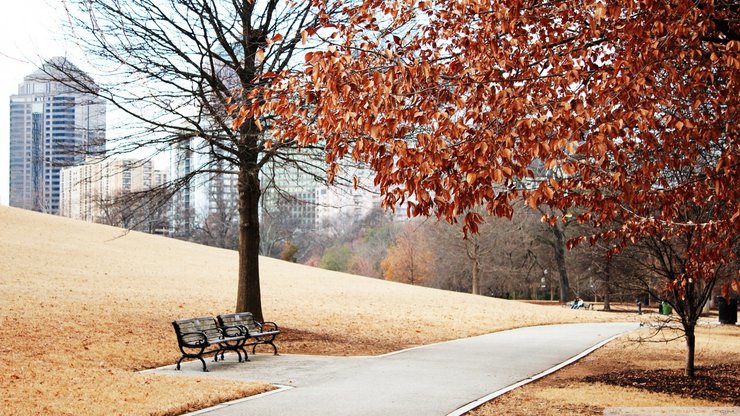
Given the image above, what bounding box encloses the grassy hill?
[0,206,626,415]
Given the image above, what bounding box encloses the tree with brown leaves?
[257,0,738,377]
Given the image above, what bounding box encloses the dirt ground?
[0,206,733,415]
[469,325,740,415]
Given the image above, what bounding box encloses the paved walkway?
[149,322,638,416]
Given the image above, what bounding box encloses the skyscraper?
[9,57,105,214]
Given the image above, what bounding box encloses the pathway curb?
[446,330,631,416]
[182,384,294,416]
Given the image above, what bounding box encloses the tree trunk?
[552,224,570,302]
[471,255,480,295]
[603,260,612,311]
[409,243,416,285]
[466,238,481,295]
[684,323,696,377]
[235,162,264,322]
[549,278,554,301]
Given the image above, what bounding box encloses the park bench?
[217,312,281,355]
[172,316,249,372]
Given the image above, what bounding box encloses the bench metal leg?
[176,346,210,371]
[198,356,209,372]
[251,341,279,355]
[234,347,250,362]
[216,341,250,363]
[175,354,209,371]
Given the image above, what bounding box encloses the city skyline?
[0,0,81,205]
[0,1,384,233]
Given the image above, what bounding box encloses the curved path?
[151,322,638,416]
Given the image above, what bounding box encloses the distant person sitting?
[571,297,584,309]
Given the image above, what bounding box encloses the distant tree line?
[257,201,677,308]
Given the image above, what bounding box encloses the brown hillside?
[0,206,629,415]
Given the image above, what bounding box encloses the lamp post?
[542,269,552,301]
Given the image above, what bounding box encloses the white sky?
[0,0,83,205]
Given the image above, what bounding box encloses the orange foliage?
[380,224,434,286]
[251,1,738,293]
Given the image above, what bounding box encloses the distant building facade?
[169,136,205,236]
[261,151,383,232]
[315,172,383,227]
[167,136,384,239]
[168,135,241,235]
[9,58,105,214]
[59,157,167,223]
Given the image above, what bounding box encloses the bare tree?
[259,202,302,258]
[97,189,171,233]
[425,211,495,295]
[621,230,737,375]
[55,0,343,320]
[422,203,545,298]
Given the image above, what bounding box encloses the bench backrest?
[218,312,261,334]
[172,317,221,344]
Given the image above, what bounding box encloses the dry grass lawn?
[470,325,740,415]
[0,206,654,415]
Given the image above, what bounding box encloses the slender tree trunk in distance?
[409,243,416,285]
[603,260,612,311]
[464,235,483,295]
[552,225,571,302]
[550,277,554,301]
[471,256,480,295]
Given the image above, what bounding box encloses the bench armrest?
[179,331,208,346]
[260,321,279,332]
[221,324,246,337]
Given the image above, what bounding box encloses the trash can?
[717,296,738,324]
[660,301,672,315]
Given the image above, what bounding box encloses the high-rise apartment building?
[170,136,204,236]
[262,151,383,232]
[9,58,105,214]
[59,157,168,222]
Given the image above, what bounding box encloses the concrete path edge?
[446,330,631,416]
[182,385,294,416]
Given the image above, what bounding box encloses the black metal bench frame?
[172,316,249,372]
[217,312,281,355]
